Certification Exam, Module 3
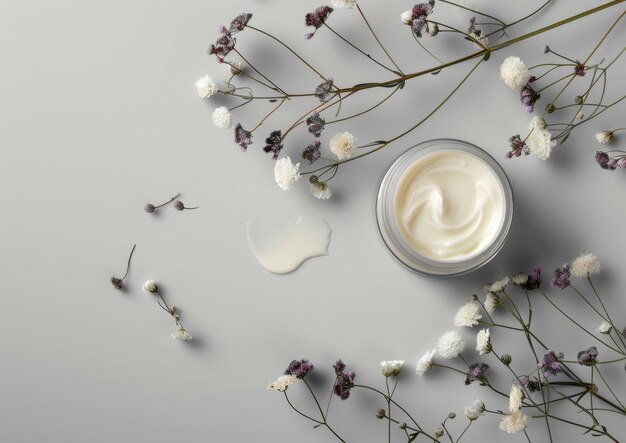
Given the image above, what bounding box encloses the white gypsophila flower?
[528,116,556,160]
[274,157,301,191]
[511,272,529,286]
[476,328,491,355]
[416,349,437,375]
[212,106,233,129]
[196,75,218,98]
[571,252,602,278]
[499,56,531,90]
[332,0,357,9]
[597,321,613,334]
[329,132,356,160]
[596,131,614,145]
[437,330,466,359]
[171,328,192,341]
[142,280,158,293]
[401,10,413,24]
[381,360,405,377]
[464,399,485,420]
[454,301,483,327]
[509,384,525,413]
[484,293,499,314]
[310,180,332,200]
[267,374,297,392]
[487,277,510,293]
[499,411,528,434]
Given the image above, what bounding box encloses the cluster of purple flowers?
[305,6,333,40]
[285,359,315,379]
[315,79,336,103]
[306,112,326,137]
[513,266,542,290]
[333,359,356,400]
[520,83,541,113]
[551,263,571,289]
[408,1,438,38]
[538,350,563,377]
[208,14,252,63]
[574,64,586,77]
[516,376,542,393]
[263,130,284,159]
[505,135,530,159]
[595,151,626,170]
[464,363,489,385]
[577,346,598,366]
[234,124,253,151]
[302,140,322,164]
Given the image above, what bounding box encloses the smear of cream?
[246,216,332,274]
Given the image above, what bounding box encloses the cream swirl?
[393,149,505,261]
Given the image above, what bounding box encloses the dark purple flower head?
[305,6,333,39]
[333,361,355,400]
[285,359,315,379]
[607,159,618,170]
[619,158,626,169]
[538,351,563,377]
[528,75,537,83]
[333,359,346,376]
[551,263,571,289]
[302,140,322,164]
[229,13,252,33]
[263,130,284,160]
[111,277,124,290]
[315,79,335,103]
[506,134,530,159]
[210,27,237,62]
[520,85,541,113]
[410,1,435,37]
[306,112,326,137]
[577,346,598,366]
[519,266,541,290]
[596,151,611,169]
[574,64,586,77]
[234,124,253,152]
[516,376,542,393]
[465,363,489,385]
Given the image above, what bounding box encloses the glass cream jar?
[376,139,514,276]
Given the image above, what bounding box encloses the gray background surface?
[1,0,625,442]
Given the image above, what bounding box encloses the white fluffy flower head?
[454,301,482,327]
[332,0,357,9]
[597,321,613,334]
[528,116,556,160]
[212,106,233,129]
[142,280,158,293]
[437,330,465,359]
[329,132,356,160]
[171,328,192,341]
[401,10,413,24]
[487,277,509,293]
[464,399,485,420]
[310,180,332,200]
[596,131,614,145]
[484,293,500,314]
[196,75,218,98]
[274,157,301,191]
[499,411,528,434]
[476,328,491,355]
[267,374,297,392]
[571,252,601,278]
[381,360,404,377]
[508,384,525,413]
[500,56,530,90]
[416,349,436,375]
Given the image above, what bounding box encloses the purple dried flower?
[528,75,537,83]
[577,346,598,366]
[305,6,333,39]
[518,266,541,290]
[111,277,124,289]
[234,124,253,152]
[306,112,326,137]
[619,158,626,169]
[551,263,571,289]
[607,159,618,170]
[110,244,136,290]
[574,64,586,77]
[516,376,542,393]
[263,130,284,160]
[209,27,237,62]
[465,363,489,385]
[506,134,530,159]
[333,360,355,400]
[538,351,563,377]
[285,359,315,379]
[302,140,322,164]
[520,85,541,113]
[229,13,252,33]
[596,151,611,169]
[315,79,335,103]
[410,1,435,37]
[333,359,346,376]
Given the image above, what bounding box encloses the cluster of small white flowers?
[499,56,530,90]
[332,0,357,9]
[415,349,436,375]
[310,180,333,200]
[571,252,601,278]
[508,384,525,413]
[380,360,404,377]
[596,131,614,145]
[212,106,233,129]
[454,301,483,327]
[329,132,357,160]
[499,410,528,434]
[142,280,158,293]
[476,328,491,354]
[171,328,192,341]
[437,330,465,359]
[196,75,218,98]
[484,293,500,313]
[597,321,613,334]
[464,399,485,421]
[528,116,556,160]
[267,374,297,392]
[274,157,301,191]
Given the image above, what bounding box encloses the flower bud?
[428,23,439,37]
[229,62,243,75]
[143,280,158,293]
[173,200,185,210]
[448,412,456,419]
[376,409,386,419]
[574,95,584,105]
[545,103,555,113]
[399,422,407,430]
[596,131,614,145]
[111,277,124,289]
[575,112,584,120]
[434,428,444,438]
[144,203,155,213]
[543,45,550,54]
[501,354,512,366]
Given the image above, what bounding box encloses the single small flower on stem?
[538,350,563,377]
[520,85,541,113]
[505,135,530,159]
[467,18,488,48]
[437,330,465,359]
[305,6,334,40]
[110,244,136,290]
[487,277,509,293]
[595,151,616,170]
[274,157,301,191]
[263,130,284,159]
[476,328,491,355]
[400,10,413,25]
[306,112,326,137]
[208,27,237,62]
[577,346,598,366]
[309,176,333,200]
[143,279,159,293]
[484,293,500,314]
[314,78,335,103]
[267,374,297,392]
[228,61,244,75]
[171,328,192,341]
[416,349,436,375]
[550,263,571,289]
[380,360,404,377]
[596,131,614,145]
[196,75,218,98]
[329,132,357,160]
[142,280,191,341]
[333,360,355,400]
[597,321,613,334]
[409,1,436,38]
[516,376,542,393]
[571,252,601,277]
[528,117,556,160]
[511,272,529,286]
[144,193,181,213]
[285,359,315,379]
[332,0,357,9]
[464,399,485,420]
[574,63,586,77]
[464,363,489,385]
[500,56,531,90]
[302,140,321,164]
[234,123,253,151]
[229,13,253,33]
[173,200,200,211]
[499,411,528,434]
[508,384,525,413]
[454,301,482,327]
[213,106,233,129]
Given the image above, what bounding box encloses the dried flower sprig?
[142,280,192,341]
[144,193,181,214]
[110,244,136,290]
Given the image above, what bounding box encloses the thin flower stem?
[385,377,392,443]
[284,391,323,424]
[412,33,444,64]
[568,285,609,322]
[594,366,626,411]
[327,84,401,125]
[456,421,472,442]
[531,413,619,442]
[121,244,136,280]
[153,193,181,209]
[324,376,338,419]
[486,0,552,38]
[439,0,505,26]
[536,73,575,93]
[251,97,287,133]
[232,48,289,97]
[356,4,404,74]
[303,379,346,443]
[588,277,626,349]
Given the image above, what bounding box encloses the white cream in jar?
[393,149,506,261]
